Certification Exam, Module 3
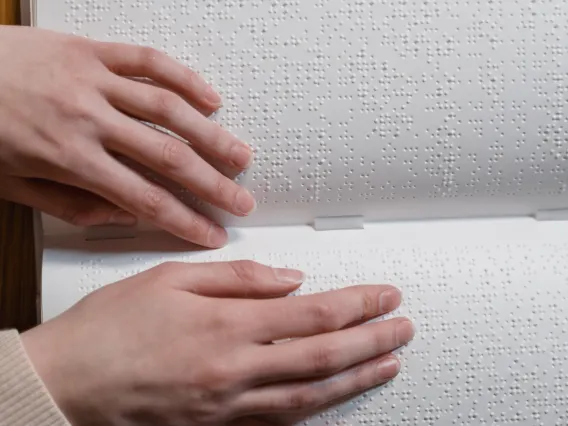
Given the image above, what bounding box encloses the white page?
[42,218,568,425]
[36,0,567,233]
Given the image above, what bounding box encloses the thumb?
[0,175,137,227]
[163,260,305,299]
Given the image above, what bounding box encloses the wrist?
[0,329,69,425]
[21,325,76,425]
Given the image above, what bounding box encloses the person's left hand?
[22,260,411,426]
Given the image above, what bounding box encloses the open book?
[29,1,568,424]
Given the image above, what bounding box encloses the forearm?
[0,330,68,426]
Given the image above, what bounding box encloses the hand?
[21,261,414,426]
[0,26,256,248]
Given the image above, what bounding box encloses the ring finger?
[232,354,401,417]
[248,317,414,384]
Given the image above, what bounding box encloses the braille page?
[42,218,568,425]
[34,2,568,425]
[36,0,568,234]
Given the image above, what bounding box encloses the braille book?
[28,1,568,424]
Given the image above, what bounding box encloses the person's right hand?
[0,26,256,248]
[21,261,414,426]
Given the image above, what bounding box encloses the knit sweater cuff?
[0,330,69,426]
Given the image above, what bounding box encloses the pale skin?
[0,26,416,425]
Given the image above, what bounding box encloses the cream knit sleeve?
[0,330,69,426]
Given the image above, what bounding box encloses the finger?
[245,380,387,426]
[102,75,254,170]
[156,260,305,298]
[126,77,214,117]
[249,318,414,384]
[248,393,356,426]
[232,354,401,416]
[94,42,223,113]
[0,175,136,227]
[76,153,227,247]
[104,114,256,217]
[245,285,402,342]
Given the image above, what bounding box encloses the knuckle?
[229,260,260,284]
[286,389,317,411]
[213,176,237,209]
[61,37,98,70]
[215,175,226,195]
[154,261,184,276]
[59,204,85,226]
[63,35,89,51]
[49,88,99,122]
[140,184,167,218]
[311,345,338,375]
[138,46,164,69]
[187,368,234,424]
[200,362,239,397]
[153,90,182,122]
[207,309,234,333]
[184,67,203,87]
[361,289,378,318]
[208,124,225,150]
[49,145,83,173]
[309,302,339,332]
[160,139,188,171]
[352,364,373,391]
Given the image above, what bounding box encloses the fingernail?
[205,86,222,106]
[379,288,402,313]
[108,210,137,226]
[274,268,305,285]
[234,188,257,216]
[230,143,254,169]
[396,320,415,347]
[207,224,228,248]
[377,356,401,380]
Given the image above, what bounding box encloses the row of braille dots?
[73,3,564,60]
[135,17,560,82]
[245,151,563,202]
[65,1,112,27]
[205,72,556,120]
[70,2,568,40]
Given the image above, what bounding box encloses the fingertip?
[234,188,257,216]
[377,354,401,380]
[378,286,402,313]
[204,85,223,108]
[207,223,229,248]
[274,268,306,286]
[230,143,255,171]
[395,318,416,347]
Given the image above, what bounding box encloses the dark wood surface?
[0,0,19,25]
[0,0,39,332]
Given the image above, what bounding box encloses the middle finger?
[244,285,402,343]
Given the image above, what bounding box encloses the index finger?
[94,42,222,113]
[247,285,402,342]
